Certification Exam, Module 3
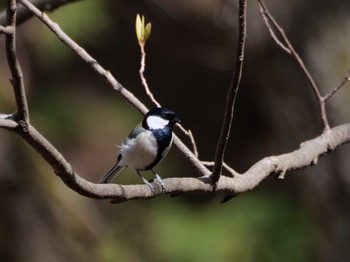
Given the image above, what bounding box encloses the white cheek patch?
[147,115,169,129]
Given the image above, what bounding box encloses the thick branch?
[5,0,29,123]
[3,121,348,203]
[211,0,247,186]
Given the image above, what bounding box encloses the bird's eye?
[162,112,175,120]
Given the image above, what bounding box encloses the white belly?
[119,130,158,170]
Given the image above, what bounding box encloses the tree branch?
[139,43,161,107]
[323,69,350,101]
[0,0,77,27]
[5,0,29,123]
[211,0,247,187]
[4,120,348,203]
[258,0,330,131]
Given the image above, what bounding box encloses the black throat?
[145,125,174,170]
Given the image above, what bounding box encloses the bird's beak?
[173,117,181,124]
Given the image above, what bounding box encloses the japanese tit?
[97,107,180,193]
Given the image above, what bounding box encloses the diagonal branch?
[258,0,330,131]
[5,0,29,123]
[323,69,350,102]
[211,0,247,187]
[0,0,78,27]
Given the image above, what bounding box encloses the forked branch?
[5,0,29,123]
[258,0,331,131]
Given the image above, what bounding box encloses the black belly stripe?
[145,127,172,170]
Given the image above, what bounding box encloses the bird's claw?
[154,174,167,193]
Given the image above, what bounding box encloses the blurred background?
[0,0,350,261]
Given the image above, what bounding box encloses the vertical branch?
[211,0,247,187]
[5,0,29,123]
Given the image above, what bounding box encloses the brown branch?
[258,0,330,132]
[323,69,350,102]
[177,126,199,157]
[2,119,348,203]
[211,0,247,187]
[0,0,78,27]
[5,0,29,123]
[139,44,161,107]
[202,161,241,177]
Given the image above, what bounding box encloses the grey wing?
[127,126,146,140]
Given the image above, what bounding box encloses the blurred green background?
[0,0,350,261]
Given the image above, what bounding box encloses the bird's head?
[143,107,180,130]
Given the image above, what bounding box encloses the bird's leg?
[151,170,167,193]
[136,171,155,193]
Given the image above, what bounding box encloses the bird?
[97,107,180,193]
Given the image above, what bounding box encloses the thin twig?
[202,161,241,177]
[211,0,247,188]
[258,0,330,131]
[5,0,29,123]
[138,24,199,156]
[178,126,198,157]
[139,44,160,107]
[258,3,291,54]
[323,69,350,101]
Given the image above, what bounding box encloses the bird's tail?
[97,162,124,184]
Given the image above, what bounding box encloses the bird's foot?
[154,174,167,193]
[141,177,156,194]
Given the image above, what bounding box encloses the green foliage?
[148,193,313,262]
